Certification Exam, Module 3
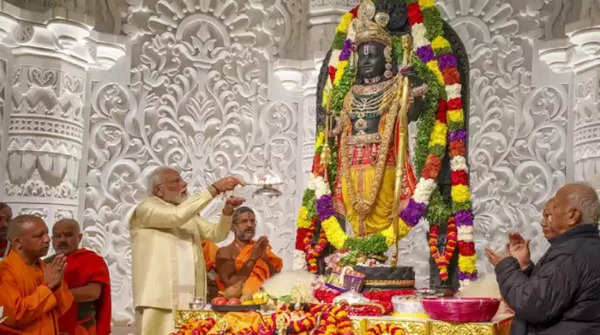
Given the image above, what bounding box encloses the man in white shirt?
[130,167,243,335]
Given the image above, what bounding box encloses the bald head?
[52,218,82,255]
[53,218,80,234]
[558,183,600,224]
[7,215,43,242]
[7,215,50,261]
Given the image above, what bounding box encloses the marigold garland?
[171,305,354,335]
[296,0,477,285]
[428,216,457,281]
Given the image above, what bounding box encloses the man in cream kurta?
[130,167,243,335]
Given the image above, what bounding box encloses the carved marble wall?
[0,0,598,330]
[0,1,126,224]
[84,0,305,325]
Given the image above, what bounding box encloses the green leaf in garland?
[422,8,443,41]
[332,32,346,50]
[453,200,472,212]
[302,189,317,219]
[448,120,465,132]
[429,144,445,158]
[434,46,453,57]
[327,140,339,185]
[426,189,451,226]
[331,66,356,116]
[344,234,388,255]
[412,54,442,176]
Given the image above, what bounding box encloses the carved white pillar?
[0,2,125,224]
[538,17,600,192]
[308,0,358,56]
[272,58,321,207]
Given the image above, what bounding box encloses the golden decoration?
[340,77,402,224]
[363,279,415,287]
[354,0,391,47]
[174,310,222,328]
[174,310,513,335]
[366,317,428,335]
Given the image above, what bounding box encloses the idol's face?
[358,42,386,80]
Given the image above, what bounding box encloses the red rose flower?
[449,140,466,157]
[436,99,447,123]
[407,3,423,25]
[458,241,476,256]
[450,170,468,185]
[442,67,460,85]
[328,65,336,82]
[447,98,463,110]
[422,154,442,179]
[295,228,312,250]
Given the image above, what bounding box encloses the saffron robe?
[0,250,73,335]
[47,249,111,335]
[217,242,283,295]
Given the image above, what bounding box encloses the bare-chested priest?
[215,207,282,297]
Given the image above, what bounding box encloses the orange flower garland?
[428,217,457,281]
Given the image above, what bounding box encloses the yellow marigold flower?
[418,0,436,8]
[314,132,325,150]
[428,121,448,147]
[334,60,348,85]
[448,109,464,123]
[297,206,311,228]
[321,217,347,249]
[432,36,450,50]
[336,13,353,33]
[451,185,472,203]
[381,219,411,246]
[426,60,444,84]
[458,255,477,273]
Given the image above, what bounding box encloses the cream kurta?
[130,190,231,310]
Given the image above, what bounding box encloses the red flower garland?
[429,217,458,281]
[303,222,328,273]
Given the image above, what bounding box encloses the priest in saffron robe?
[46,219,111,335]
[216,207,282,296]
[0,215,73,334]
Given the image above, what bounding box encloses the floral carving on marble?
[86,0,299,323]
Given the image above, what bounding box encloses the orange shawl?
[217,242,282,295]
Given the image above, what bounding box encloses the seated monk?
[46,219,111,335]
[215,207,282,297]
[0,215,73,335]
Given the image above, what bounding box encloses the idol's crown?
[354,0,392,47]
